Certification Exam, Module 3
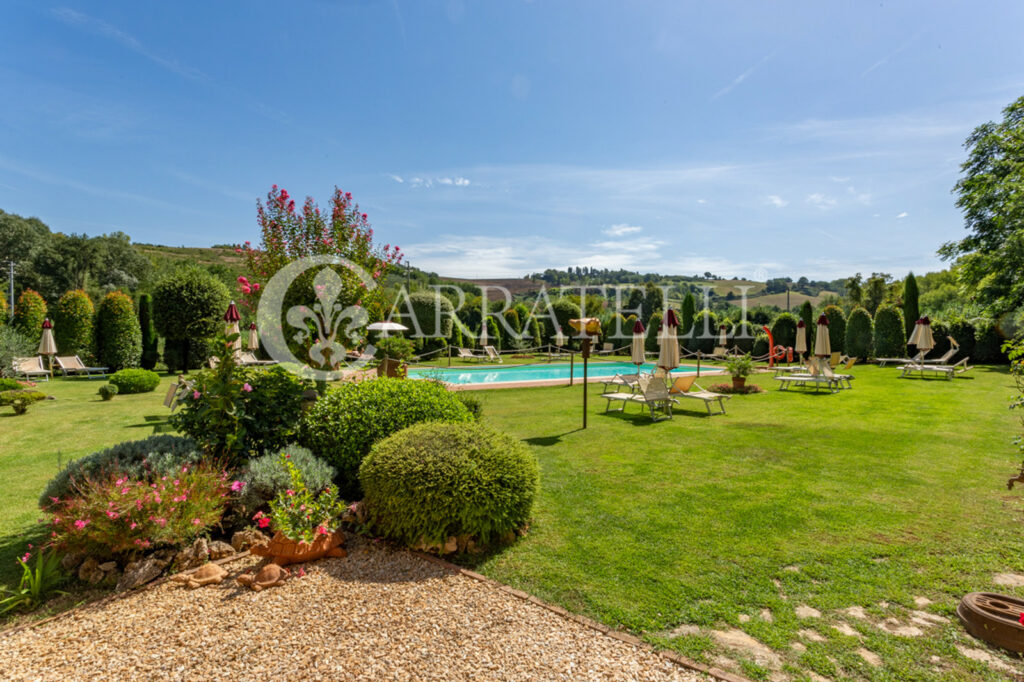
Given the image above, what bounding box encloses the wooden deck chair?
[668,375,730,415]
[55,355,108,377]
[12,356,50,381]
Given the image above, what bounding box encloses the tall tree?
[680,291,696,336]
[845,273,863,306]
[902,272,920,338]
[798,300,814,351]
[940,95,1024,312]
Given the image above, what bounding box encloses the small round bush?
[456,392,484,420]
[98,384,119,401]
[0,377,22,391]
[40,435,201,509]
[298,377,472,496]
[236,445,336,515]
[95,291,142,371]
[359,422,540,548]
[0,389,46,406]
[109,368,160,394]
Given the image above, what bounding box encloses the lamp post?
[569,317,602,429]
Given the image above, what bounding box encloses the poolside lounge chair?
[456,347,486,362]
[603,375,675,421]
[596,342,615,356]
[899,357,972,380]
[602,373,641,393]
[483,346,503,363]
[238,352,278,366]
[12,356,50,382]
[709,346,729,361]
[668,375,730,415]
[877,351,924,367]
[55,355,108,377]
[774,359,840,393]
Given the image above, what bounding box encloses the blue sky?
[2,1,1023,280]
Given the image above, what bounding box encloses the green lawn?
[2,365,1022,679]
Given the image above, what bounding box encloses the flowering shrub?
[0,547,66,615]
[237,445,336,516]
[707,383,765,395]
[48,462,233,558]
[254,450,344,544]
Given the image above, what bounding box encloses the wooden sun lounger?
[55,355,108,377]
[668,375,730,415]
[12,356,51,381]
[603,375,674,421]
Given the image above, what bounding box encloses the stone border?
[0,550,252,638]
[412,551,750,682]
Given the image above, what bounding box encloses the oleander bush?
[52,290,94,359]
[39,435,202,509]
[359,422,539,550]
[94,291,142,371]
[109,368,160,394]
[236,445,336,516]
[298,377,472,496]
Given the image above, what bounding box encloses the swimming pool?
[408,361,713,386]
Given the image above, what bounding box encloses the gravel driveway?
[0,536,708,681]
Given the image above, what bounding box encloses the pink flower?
[257,517,270,529]
[242,383,253,393]
[74,519,88,530]
[106,510,119,519]
[317,525,328,536]
[192,518,202,526]
[253,511,265,520]
[298,567,306,577]
[130,522,137,530]
[193,391,201,400]
[286,489,295,496]
[121,487,130,495]
[20,552,31,563]
[231,480,245,492]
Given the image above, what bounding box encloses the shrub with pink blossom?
[253,450,344,544]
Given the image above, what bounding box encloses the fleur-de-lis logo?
[285,267,368,369]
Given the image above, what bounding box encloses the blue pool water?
[407,361,706,386]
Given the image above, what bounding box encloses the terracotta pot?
[376,357,402,378]
[731,376,746,390]
[250,530,347,567]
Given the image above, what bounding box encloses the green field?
[2,366,1022,679]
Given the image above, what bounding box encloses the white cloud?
[603,223,643,237]
[830,176,850,183]
[454,177,470,187]
[388,174,404,183]
[896,211,908,219]
[408,175,470,189]
[766,195,788,208]
[438,177,453,185]
[696,198,707,204]
[805,193,838,209]
[711,52,775,100]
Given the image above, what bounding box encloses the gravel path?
[0,536,707,681]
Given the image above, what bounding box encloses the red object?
[816,314,829,326]
[223,302,241,323]
[796,319,806,328]
[663,309,679,327]
[250,530,347,567]
[633,319,645,334]
[787,347,793,363]
[762,325,775,367]
[249,323,257,330]
[41,319,52,329]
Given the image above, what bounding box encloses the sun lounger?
[602,373,641,393]
[596,342,615,356]
[54,355,108,377]
[668,375,730,415]
[775,374,839,393]
[899,357,972,380]
[12,356,51,381]
[238,352,278,366]
[603,375,675,421]
[774,365,809,376]
[483,346,503,363]
[877,351,924,367]
[456,347,486,362]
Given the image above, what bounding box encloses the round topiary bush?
[236,445,336,515]
[845,307,874,360]
[152,266,230,370]
[98,383,118,401]
[823,305,846,353]
[39,435,201,509]
[549,298,581,339]
[109,368,160,394]
[298,378,472,495]
[14,289,47,342]
[53,289,95,359]
[359,421,539,549]
[770,312,798,349]
[873,305,906,359]
[95,291,142,371]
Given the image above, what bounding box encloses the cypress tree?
[902,272,920,339]
[138,293,159,370]
[680,292,696,336]
[798,300,814,352]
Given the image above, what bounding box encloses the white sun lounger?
[603,375,675,421]
[668,375,730,415]
[55,355,108,377]
[12,356,51,381]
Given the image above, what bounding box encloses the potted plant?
[374,336,414,378]
[724,353,754,390]
[250,451,347,566]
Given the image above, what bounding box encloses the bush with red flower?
[49,461,236,559]
[253,450,344,544]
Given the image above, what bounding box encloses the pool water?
[407,361,705,386]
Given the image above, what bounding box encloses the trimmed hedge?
[359,422,539,548]
[732,321,757,353]
[645,311,663,352]
[975,319,1008,363]
[948,319,976,362]
[799,301,815,352]
[39,435,201,508]
[406,290,454,353]
[95,291,142,371]
[298,378,472,496]
[237,445,336,515]
[152,267,230,368]
[823,305,846,354]
[770,312,798,348]
[686,309,718,354]
[109,368,160,394]
[845,307,874,359]
[14,289,46,342]
[873,305,906,359]
[53,290,95,358]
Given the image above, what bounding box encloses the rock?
[152,548,177,562]
[833,622,859,637]
[913,596,933,607]
[116,556,167,592]
[795,605,821,619]
[443,537,458,554]
[711,629,782,669]
[798,629,826,642]
[876,618,923,637]
[207,541,235,560]
[956,645,1015,673]
[856,648,882,667]
[910,610,948,627]
[174,538,210,570]
[60,551,86,572]
[231,528,269,552]
[993,573,1024,587]
[78,557,105,584]
[97,561,117,572]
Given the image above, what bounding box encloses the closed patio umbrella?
[908,317,922,347]
[630,319,646,369]
[38,319,57,371]
[657,308,680,372]
[813,313,831,372]
[795,320,808,356]
[914,316,935,357]
[247,323,259,351]
[719,324,728,348]
[224,301,242,352]
[554,329,567,348]
[479,318,489,348]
